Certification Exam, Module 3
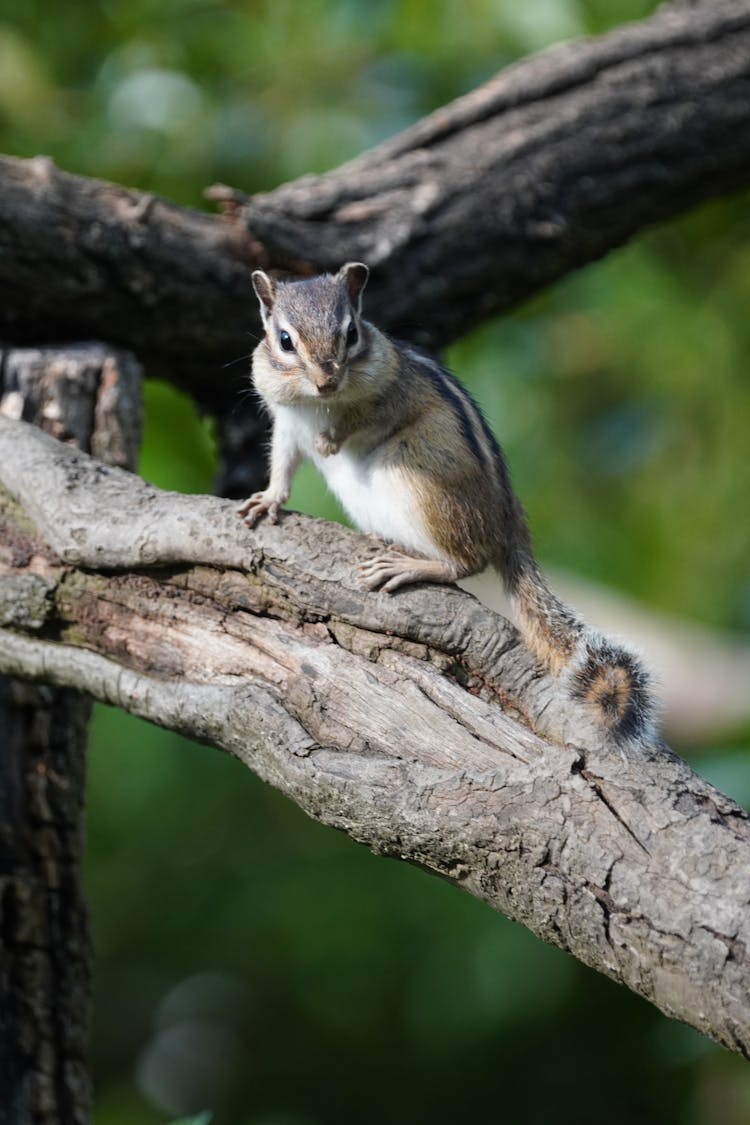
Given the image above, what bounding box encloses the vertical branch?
[0,344,142,1124]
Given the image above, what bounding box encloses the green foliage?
[2,1,749,1122]
[139,380,217,495]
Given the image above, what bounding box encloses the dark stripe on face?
[263,339,292,373]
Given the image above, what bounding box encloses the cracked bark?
[0,347,142,1124]
[0,417,747,1061]
[0,0,749,493]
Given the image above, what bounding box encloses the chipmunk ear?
[338,262,369,312]
[252,270,276,325]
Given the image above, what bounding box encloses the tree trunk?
[1,417,748,1061]
[0,681,92,1125]
[0,347,142,1123]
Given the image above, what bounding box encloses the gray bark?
[0,417,747,1060]
[0,346,142,1124]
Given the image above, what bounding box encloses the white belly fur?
[318,450,445,559]
[274,403,445,560]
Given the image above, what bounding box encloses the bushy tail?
[510,561,653,740]
[568,634,654,741]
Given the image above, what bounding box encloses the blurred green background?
[1,0,749,1121]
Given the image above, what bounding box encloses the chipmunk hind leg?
[358,551,472,594]
[355,465,484,594]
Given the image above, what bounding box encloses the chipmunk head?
[252,262,369,399]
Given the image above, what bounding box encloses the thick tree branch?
[0,0,748,420]
[231,0,750,345]
[1,417,748,1059]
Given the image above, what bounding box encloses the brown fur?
[583,665,633,718]
[514,569,583,674]
[571,640,651,737]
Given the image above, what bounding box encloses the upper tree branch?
[232,0,750,345]
[1,416,748,1058]
[0,0,749,416]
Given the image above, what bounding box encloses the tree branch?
[1,417,748,1058]
[229,0,750,345]
[0,0,748,418]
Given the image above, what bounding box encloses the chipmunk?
[238,262,652,740]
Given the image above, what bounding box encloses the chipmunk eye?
[279,330,295,352]
[346,321,358,348]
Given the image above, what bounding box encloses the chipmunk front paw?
[237,490,286,527]
[315,431,341,457]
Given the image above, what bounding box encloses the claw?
[357,550,417,594]
[315,431,340,458]
[358,550,465,593]
[237,491,284,528]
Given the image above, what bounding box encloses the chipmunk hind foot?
[569,633,655,742]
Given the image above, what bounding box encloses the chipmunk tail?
[569,634,655,741]
[509,562,656,742]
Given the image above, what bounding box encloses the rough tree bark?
[0,348,142,1124]
[0,418,748,1060]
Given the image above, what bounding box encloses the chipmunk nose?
[314,358,341,393]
